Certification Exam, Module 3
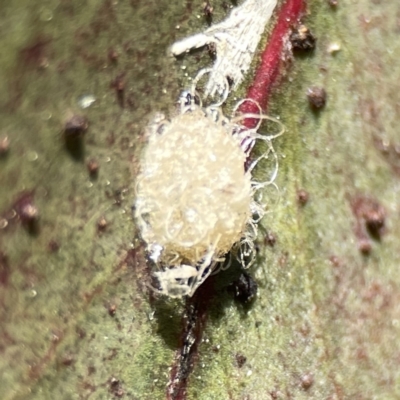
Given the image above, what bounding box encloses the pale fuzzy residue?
[171,0,278,97]
[135,107,254,297]
[136,109,252,264]
[134,91,284,297]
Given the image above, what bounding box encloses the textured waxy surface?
[136,109,251,265]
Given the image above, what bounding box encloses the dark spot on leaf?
[290,25,316,52]
[64,114,89,137]
[351,195,386,253]
[264,232,277,247]
[111,73,126,107]
[13,191,39,235]
[109,377,124,397]
[0,135,10,156]
[228,271,258,304]
[87,159,100,178]
[307,86,327,109]
[63,114,88,160]
[108,48,119,63]
[235,353,247,368]
[108,304,117,317]
[61,354,75,367]
[48,240,60,253]
[19,36,52,69]
[300,373,314,390]
[297,189,309,206]
[0,252,10,286]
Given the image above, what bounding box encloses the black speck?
[228,271,257,304]
[290,25,316,51]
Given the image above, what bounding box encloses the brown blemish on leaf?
[270,389,284,399]
[307,86,327,109]
[109,377,124,397]
[87,159,100,178]
[64,114,89,137]
[235,353,247,368]
[9,191,40,235]
[108,48,119,63]
[97,216,108,232]
[48,239,60,253]
[350,195,386,253]
[290,25,316,52]
[76,327,87,340]
[300,373,314,390]
[60,353,75,367]
[297,189,309,206]
[111,73,126,108]
[0,135,10,155]
[203,1,214,25]
[19,36,52,69]
[0,251,10,286]
[63,114,88,160]
[264,231,277,247]
[108,304,117,317]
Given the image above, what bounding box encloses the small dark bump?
[235,353,247,368]
[13,192,39,234]
[358,238,372,255]
[300,373,314,390]
[87,158,99,177]
[111,74,125,92]
[108,48,118,62]
[207,42,217,60]
[307,86,327,109]
[110,377,119,388]
[228,271,258,304]
[364,207,385,238]
[290,25,316,51]
[97,216,107,232]
[297,189,309,206]
[61,354,75,367]
[270,390,283,399]
[111,73,126,107]
[20,203,39,222]
[0,135,10,156]
[265,232,276,247]
[76,327,87,339]
[48,240,60,253]
[64,115,88,137]
[203,1,214,24]
[109,377,124,397]
[203,1,213,15]
[108,304,117,317]
[329,255,340,268]
[351,195,386,246]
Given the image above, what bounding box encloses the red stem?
[239,0,305,128]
